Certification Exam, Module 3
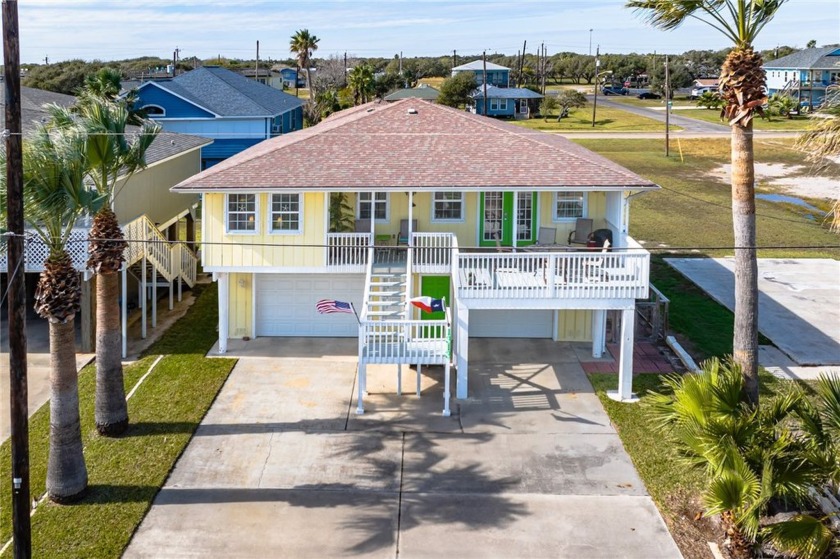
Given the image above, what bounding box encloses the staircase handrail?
[360,246,375,322]
[404,241,413,320]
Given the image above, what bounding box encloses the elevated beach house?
[172,99,658,410]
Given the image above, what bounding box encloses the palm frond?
[765,515,834,559]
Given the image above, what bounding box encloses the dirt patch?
[707,162,840,200]
[663,489,722,559]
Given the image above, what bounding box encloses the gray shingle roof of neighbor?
[146,66,305,117]
[471,85,544,99]
[0,86,211,166]
[384,85,440,101]
[452,60,510,72]
[764,47,840,69]
[172,98,657,192]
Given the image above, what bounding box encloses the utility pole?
[3,1,32,556]
[482,50,488,116]
[665,54,670,157]
[399,51,402,75]
[255,40,259,80]
[541,43,547,95]
[591,46,600,127]
[43,55,48,65]
[452,49,457,70]
[518,40,526,88]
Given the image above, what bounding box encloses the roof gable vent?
[407,108,418,115]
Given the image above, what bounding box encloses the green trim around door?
[479,191,537,247]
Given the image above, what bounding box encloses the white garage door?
[255,274,364,337]
[470,310,553,338]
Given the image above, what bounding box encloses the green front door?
[479,191,537,247]
[420,275,450,321]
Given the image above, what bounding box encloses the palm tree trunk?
[47,318,88,502]
[731,122,759,406]
[95,270,129,435]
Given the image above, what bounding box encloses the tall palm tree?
[289,29,320,95]
[51,98,160,436]
[1,121,104,501]
[347,64,375,105]
[626,0,789,405]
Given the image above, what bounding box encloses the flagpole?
[349,302,361,325]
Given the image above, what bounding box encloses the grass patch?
[512,103,681,132]
[578,137,840,260]
[0,283,236,558]
[676,108,812,131]
[606,96,696,109]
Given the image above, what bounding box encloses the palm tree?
[51,98,160,436]
[1,121,104,501]
[626,0,789,405]
[289,29,320,96]
[347,64,375,105]
[649,359,836,559]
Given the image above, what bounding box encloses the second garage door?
[470,309,553,338]
[255,274,364,337]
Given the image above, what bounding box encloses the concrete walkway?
[666,258,840,369]
[125,338,682,558]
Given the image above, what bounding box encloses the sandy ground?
[708,161,840,199]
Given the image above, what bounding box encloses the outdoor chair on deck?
[567,218,593,246]
[355,219,371,233]
[536,226,558,246]
[398,219,418,245]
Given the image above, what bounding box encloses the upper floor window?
[270,193,303,234]
[357,192,389,221]
[140,105,165,117]
[554,191,587,221]
[226,193,258,233]
[432,192,464,221]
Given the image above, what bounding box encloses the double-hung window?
[553,191,587,221]
[357,192,389,221]
[270,193,303,234]
[432,192,464,221]
[226,193,258,233]
[490,98,499,111]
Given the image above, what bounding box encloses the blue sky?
[20,0,840,64]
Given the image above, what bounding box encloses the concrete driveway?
[666,258,840,366]
[124,338,681,559]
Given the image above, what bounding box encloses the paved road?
[594,95,732,134]
[125,338,682,559]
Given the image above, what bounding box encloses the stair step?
[370,281,405,288]
[368,301,403,308]
[366,310,405,317]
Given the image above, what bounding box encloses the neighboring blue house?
[471,85,543,118]
[452,60,511,87]
[765,47,840,110]
[277,66,306,89]
[133,66,305,168]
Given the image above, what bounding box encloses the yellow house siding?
[204,192,327,269]
[228,273,253,338]
[114,149,201,225]
[538,191,607,243]
[556,309,593,342]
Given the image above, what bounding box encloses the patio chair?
[567,218,593,246]
[536,226,557,246]
[398,219,417,245]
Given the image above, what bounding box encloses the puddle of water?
[756,193,824,215]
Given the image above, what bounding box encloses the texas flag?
[410,296,444,314]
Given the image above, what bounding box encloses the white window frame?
[140,104,166,117]
[490,98,500,111]
[431,191,465,223]
[225,193,260,234]
[269,193,304,235]
[552,191,588,222]
[498,99,508,111]
[356,192,390,223]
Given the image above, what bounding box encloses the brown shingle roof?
[172,99,656,192]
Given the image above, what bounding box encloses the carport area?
[124,338,681,558]
[666,258,840,371]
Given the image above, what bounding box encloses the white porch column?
[169,280,174,310]
[591,309,606,358]
[455,301,469,399]
[608,308,638,403]
[218,272,229,354]
[121,266,128,359]
[151,266,157,328]
[356,363,366,415]
[406,191,414,318]
[512,192,518,250]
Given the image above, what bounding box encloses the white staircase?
[365,270,407,320]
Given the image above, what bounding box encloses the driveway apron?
[124,338,682,558]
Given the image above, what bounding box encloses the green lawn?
[0,283,236,558]
[513,103,681,132]
[605,96,696,109]
[674,107,813,131]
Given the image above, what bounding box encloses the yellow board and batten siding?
[203,192,327,269]
[227,272,253,338]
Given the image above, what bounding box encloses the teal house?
[471,85,543,118]
[451,60,511,87]
[765,47,840,110]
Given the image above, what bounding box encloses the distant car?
[601,86,628,96]
[690,86,717,100]
[637,91,662,100]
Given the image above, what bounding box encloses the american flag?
[316,299,354,315]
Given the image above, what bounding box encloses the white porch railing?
[359,319,451,365]
[412,232,453,274]
[123,215,198,287]
[327,232,372,272]
[0,228,90,273]
[456,247,650,301]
